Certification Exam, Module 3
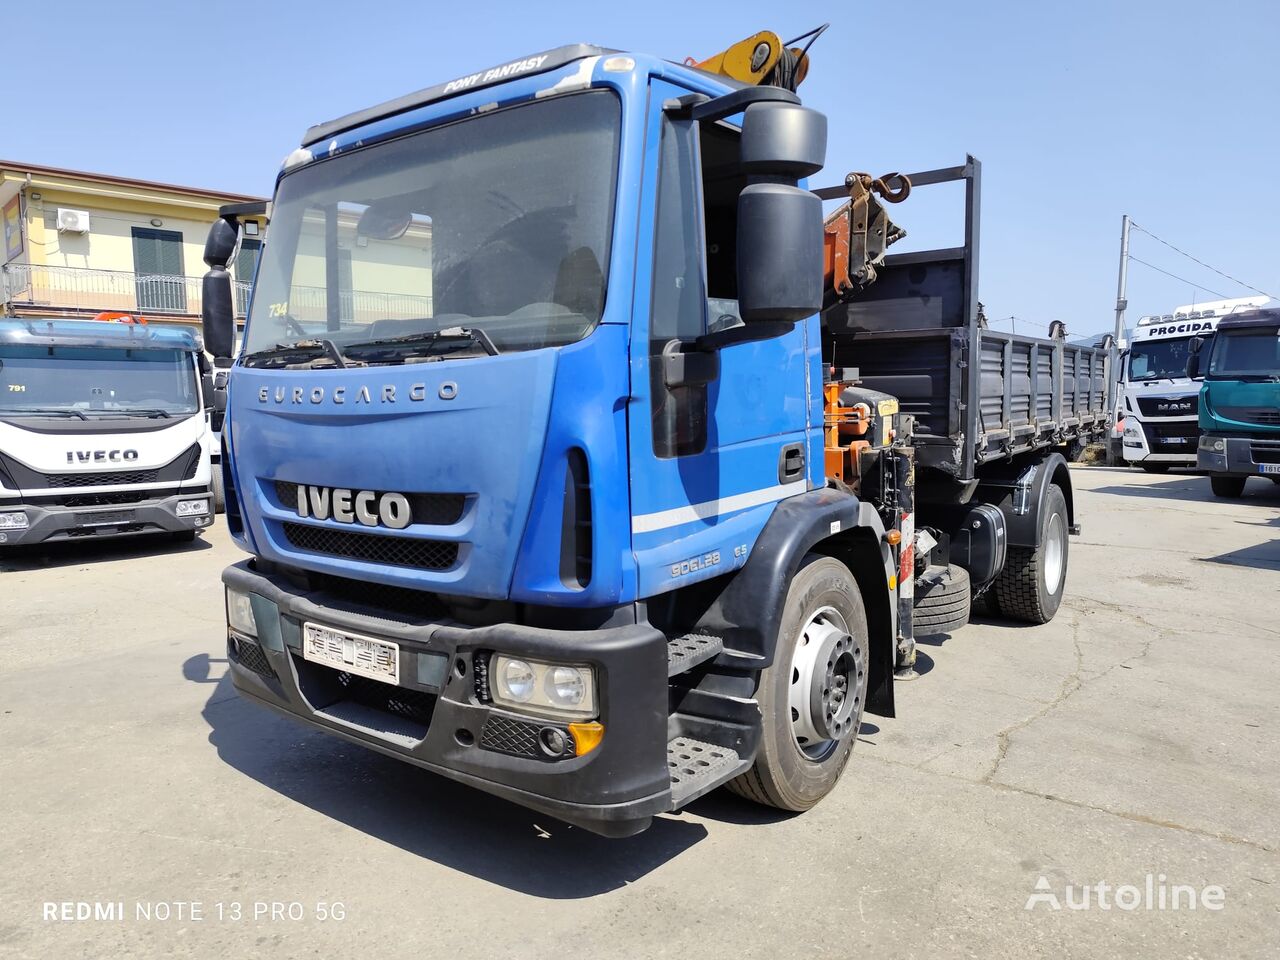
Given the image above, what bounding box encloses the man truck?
[1116,297,1268,472]
[1192,306,1280,497]
[201,35,1108,835]
[0,318,217,548]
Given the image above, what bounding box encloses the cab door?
[627,78,816,599]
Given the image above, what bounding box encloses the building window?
[234,238,261,316]
[131,227,186,313]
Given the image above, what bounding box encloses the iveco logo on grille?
[66,449,139,464]
[294,485,412,529]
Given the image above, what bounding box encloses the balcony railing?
[1,263,433,326]
[1,263,252,319]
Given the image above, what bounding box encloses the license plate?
[303,623,399,685]
[1260,464,1280,475]
[80,509,134,526]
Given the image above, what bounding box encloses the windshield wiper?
[0,407,88,420]
[243,337,352,369]
[120,408,173,418]
[345,326,500,360]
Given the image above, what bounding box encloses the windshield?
[1126,337,1194,381]
[0,346,199,417]
[244,90,621,362]
[1206,327,1280,379]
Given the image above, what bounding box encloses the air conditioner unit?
[57,208,91,233]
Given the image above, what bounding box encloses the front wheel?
[211,465,226,514]
[727,555,870,812]
[1140,462,1171,474]
[1211,475,1247,498]
[993,484,1069,624]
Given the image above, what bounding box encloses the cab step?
[667,736,744,809]
[667,633,724,677]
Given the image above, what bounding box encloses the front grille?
[1143,421,1199,448]
[1220,406,1280,426]
[274,481,465,525]
[0,443,201,490]
[230,635,276,680]
[46,468,161,488]
[335,671,437,726]
[59,488,179,507]
[480,715,543,757]
[1253,444,1280,465]
[282,522,458,570]
[1137,396,1197,418]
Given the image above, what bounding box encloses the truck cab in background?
[1194,306,1280,497]
[1116,297,1269,472]
[0,318,216,547]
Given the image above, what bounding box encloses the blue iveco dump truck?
[200,35,1105,835]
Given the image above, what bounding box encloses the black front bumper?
[221,560,673,837]
[0,491,213,546]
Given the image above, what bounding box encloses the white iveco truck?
[1118,296,1271,472]
[0,318,217,548]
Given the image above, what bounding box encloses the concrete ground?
[1,466,1278,959]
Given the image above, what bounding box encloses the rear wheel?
[1140,462,1171,474]
[1211,475,1247,498]
[727,555,870,812]
[993,484,1069,624]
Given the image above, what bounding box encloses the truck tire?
[1140,462,1170,474]
[914,564,971,636]
[1210,475,1247,498]
[212,466,226,514]
[726,555,869,812]
[172,530,198,543]
[993,484,1068,624]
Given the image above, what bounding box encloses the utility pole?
[1113,214,1130,348]
[1108,214,1131,464]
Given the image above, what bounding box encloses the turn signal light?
[884,530,902,546]
[568,721,605,756]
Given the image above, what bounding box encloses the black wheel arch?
[973,451,1075,549]
[692,488,898,719]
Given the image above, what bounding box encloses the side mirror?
[1185,336,1205,379]
[740,102,827,179]
[735,101,827,325]
[201,218,239,363]
[737,185,824,324]
[662,339,720,387]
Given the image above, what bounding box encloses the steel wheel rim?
[1044,512,1066,595]
[788,605,866,761]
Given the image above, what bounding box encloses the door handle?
[779,443,805,483]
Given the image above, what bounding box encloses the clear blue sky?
[14,0,1279,337]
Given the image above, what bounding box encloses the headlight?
[0,511,29,530]
[226,587,258,637]
[490,655,596,720]
[1198,435,1225,452]
[177,499,210,517]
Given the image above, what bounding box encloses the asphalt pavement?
[1,466,1277,959]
